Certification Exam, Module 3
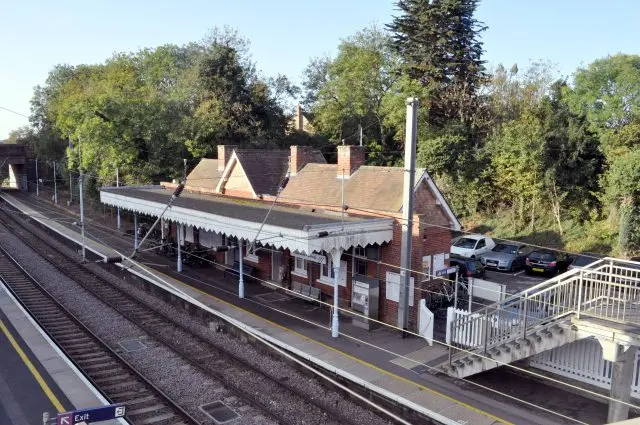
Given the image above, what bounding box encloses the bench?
[291,281,322,302]
[224,261,255,281]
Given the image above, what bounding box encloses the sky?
[1,0,639,139]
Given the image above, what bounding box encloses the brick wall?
[217,145,237,171]
[290,146,314,175]
[248,248,272,283]
[337,145,365,177]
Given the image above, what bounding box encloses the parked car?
[525,250,573,276]
[450,234,496,258]
[480,243,531,272]
[567,252,606,271]
[449,255,486,281]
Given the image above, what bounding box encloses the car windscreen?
[573,255,599,267]
[492,244,518,254]
[529,251,555,261]
[453,238,477,249]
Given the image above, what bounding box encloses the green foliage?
[566,54,640,160]
[31,27,294,186]
[539,81,604,221]
[388,0,486,129]
[302,25,406,164]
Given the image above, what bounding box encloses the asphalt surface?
[484,268,548,294]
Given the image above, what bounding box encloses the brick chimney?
[295,104,304,131]
[337,145,365,178]
[217,145,237,172]
[290,145,315,176]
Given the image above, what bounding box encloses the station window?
[293,256,308,277]
[321,255,336,281]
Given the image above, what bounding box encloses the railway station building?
[99,145,461,331]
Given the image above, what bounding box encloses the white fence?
[529,338,640,398]
[446,307,487,347]
[418,299,434,346]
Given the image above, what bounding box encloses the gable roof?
[233,149,291,196]
[187,147,327,198]
[280,163,461,230]
[185,158,222,191]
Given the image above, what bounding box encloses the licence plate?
[532,267,544,272]
[488,261,498,266]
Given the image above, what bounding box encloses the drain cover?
[200,401,239,423]
[118,339,147,352]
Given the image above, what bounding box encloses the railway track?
[0,246,198,425]
[0,206,391,425]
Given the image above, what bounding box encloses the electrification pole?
[238,240,244,298]
[52,162,58,204]
[79,170,86,263]
[398,97,419,335]
[116,167,121,230]
[35,159,39,196]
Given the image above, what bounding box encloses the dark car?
[525,250,573,276]
[480,243,531,272]
[567,252,606,271]
[449,255,486,281]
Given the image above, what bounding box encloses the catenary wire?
[1,192,637,414]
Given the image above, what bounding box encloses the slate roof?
[279,164,427,213]
[186,148,327,196]
[185,159,222,191]
[234,150,290,196]
[102,186,364,230]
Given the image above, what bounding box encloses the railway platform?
[0,264,124,425]
[0,191,609,425]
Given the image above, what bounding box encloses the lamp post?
[212,245,244,298]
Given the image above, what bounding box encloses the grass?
[463,209,618,256]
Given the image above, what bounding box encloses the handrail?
[450,257,640,352]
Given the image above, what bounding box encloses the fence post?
[576,269,583,319]
[522,291,529,339]
[483,312,489,353]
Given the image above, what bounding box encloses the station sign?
[435,266,457,277]
[57,404,125,425]
[293,252,326,264]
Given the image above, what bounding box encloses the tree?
[606,149,640,257]
[302,26,408,164]
[566,54,640,160]
[539,81,604,230]
[4,126,32,144]
[484,109,545,230]
[388,0,487,129]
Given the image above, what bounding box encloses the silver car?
[480,243,530,272]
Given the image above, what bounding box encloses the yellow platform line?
[1,194,507,423]
[0,318,65,413]
[152,269,512,425]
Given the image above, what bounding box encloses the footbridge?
[440,257,640,422]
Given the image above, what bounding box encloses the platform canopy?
[100,186,394,255]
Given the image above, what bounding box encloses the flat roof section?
[101,186,365,231]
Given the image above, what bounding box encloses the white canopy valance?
[100,188,394,255]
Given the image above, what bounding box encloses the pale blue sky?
[1,0,638,139]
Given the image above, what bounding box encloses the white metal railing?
[530,337,640,398]
[449,258,640,353]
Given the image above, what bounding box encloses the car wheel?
[470,255,476,259]
[509,263,516,273]
[525,268,532,276]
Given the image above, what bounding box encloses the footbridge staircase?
[440,258,640,379]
